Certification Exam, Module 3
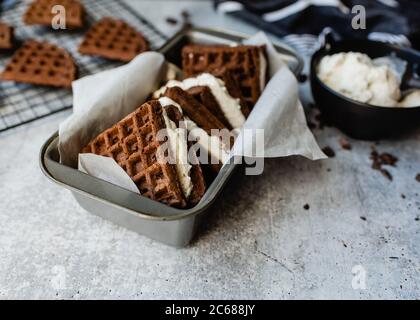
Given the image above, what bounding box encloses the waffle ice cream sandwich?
[1,40,77,88]
[154,73,249,130]
[24,0,85,29]
[81,100,206,208]
[79,17,149,62]
[182,44,267,106]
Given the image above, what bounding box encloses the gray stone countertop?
[0,0,419,299]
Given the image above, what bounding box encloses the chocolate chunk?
[416,174,420,182]
[322,146,335,158]
[181,10,190,19]
[369,146,398,181]
[379,153,398,166]
[339,137,352,150]
[166,17,178,25]
[380,169,393,181]
[303,204,310,210]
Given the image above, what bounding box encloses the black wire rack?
[0,0,168,132]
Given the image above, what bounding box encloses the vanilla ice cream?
[154,73,245,129]
[317,52,402,107]
[158,97,193,198]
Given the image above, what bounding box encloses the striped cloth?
[215,0,420,56]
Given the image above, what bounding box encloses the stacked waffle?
[81,44,268,208]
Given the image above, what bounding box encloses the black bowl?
[310,36,420,140]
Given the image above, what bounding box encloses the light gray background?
[0,0,419,299]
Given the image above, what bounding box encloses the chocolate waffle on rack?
[182,44,267,106]
[79,17,149,62]
[1,40,77,87]
[81,100,206,208]
[24,0,85,29]
[0,22,14,50]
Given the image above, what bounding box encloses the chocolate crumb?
[416,174,420,182]
[303,204,310,210]
[380,169,393,181]
[371,161,382,171]
[165,17,178,25]
[360,216,367,221]
[369,146,397,181]
[415,216,419,221]
[401,194,406,199]
[379,153,398,166]
[339,137,352,150]
[181,10,190,19]
[322,146,335,158]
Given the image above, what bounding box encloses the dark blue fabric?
[215,0,420,48]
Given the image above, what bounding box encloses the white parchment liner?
[58,33,326,194]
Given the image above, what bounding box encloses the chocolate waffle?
[0,22,14,50]
[1,40,77,88]
[78,17,150,62]
[182,44,267,106]
[24,0,85,29]
[186,86,232,130]
[81,100,206,208]
[213,68,251,117]
[164,86,226,135]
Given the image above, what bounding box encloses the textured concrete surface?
[0,0,420,300]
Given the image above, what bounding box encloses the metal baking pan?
[39,28,304,247]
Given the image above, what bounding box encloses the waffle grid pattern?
[79,17,149,62]
[82,101,186,208]
[0,0,167,132]
[24,0,85,29]
[182,45,263,106]
[2,40,76,87]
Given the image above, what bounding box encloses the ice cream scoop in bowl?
[310,33,420,140]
